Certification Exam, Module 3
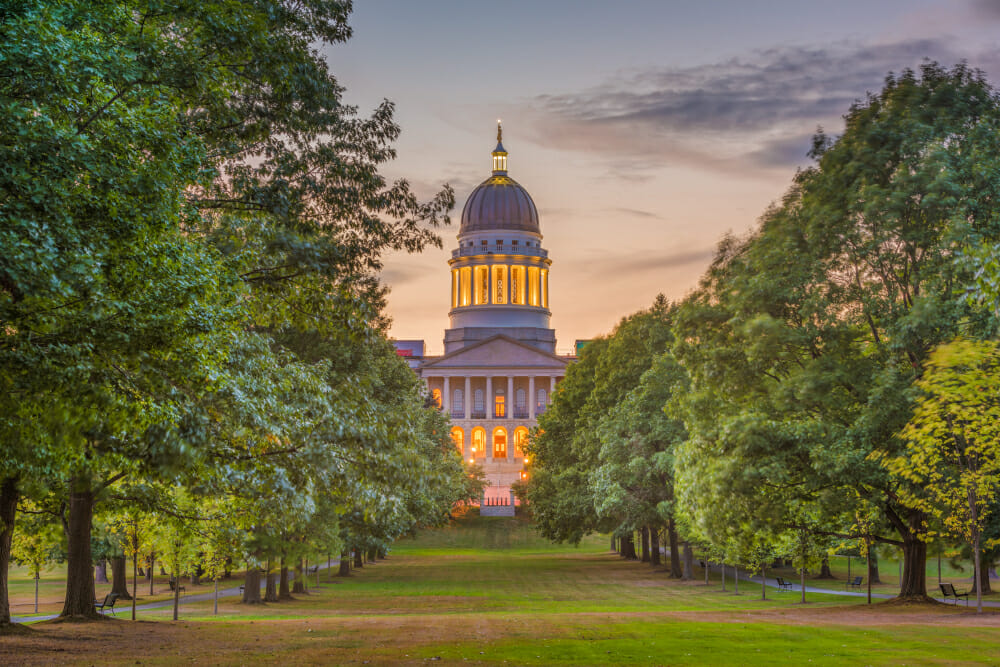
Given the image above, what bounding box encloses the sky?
[322,0,1000,355]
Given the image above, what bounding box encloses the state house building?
[395,125,572,496]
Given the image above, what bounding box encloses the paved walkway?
[12,561,342,624]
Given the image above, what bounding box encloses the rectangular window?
[451,269,458,308]
[510,266,525,305]
[460,267,472,306]
[528,266,540,306]
[492,265,507,304]
[494,395,505,418]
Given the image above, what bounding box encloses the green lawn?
[5,511,1000,666]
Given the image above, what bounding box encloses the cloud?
[969,0,1000,20]
[570,247,716,279]
[524,39,995,175]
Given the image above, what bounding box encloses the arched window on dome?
[459,267,471,306]
[474,389,484,415]
[528,266,540,306]
[492,427,507,459]
[474,266,489,305]
[451,269,459,308]
[472,427,486,459]
[451,427,464,456]
[511,266,525,305]
[536,388,547,414]
[453,388,464,415]
[492,265,507,304]
[514,427,529,458]
[541,268,549,308]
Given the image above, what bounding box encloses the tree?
[673,63,1000,600]
[880,338,1000,612]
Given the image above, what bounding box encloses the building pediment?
[420,335,569,371]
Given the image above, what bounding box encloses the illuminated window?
[496,240,503,251]
[460,267,471,306]
[451,269,459,308]
[431,388,441,409]
[492,265,507,305]
[514,427,528,457]
[494,392,505,418]
[474,389,484,413]
[528,266,540,306]
[512,240,519,247]
[453,389,463,413]
[451,427,464,455]
[511,266,525,305]
[472,427,486,457]
[516,388,526,411]
[541,269,548,308]
[474,266,489,305]
[536,388,547,412]
[493,427,507,459]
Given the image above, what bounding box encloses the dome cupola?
[459,122,540,236]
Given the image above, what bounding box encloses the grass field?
[4,509,999,665]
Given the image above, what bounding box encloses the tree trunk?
[353,548,363,568]
[278,558,292,600]
[95,559,109,584]
[621,534,637,560]
[367,548,376,563]
[650,527,661,566]
[640,526,650,563]
[242,568,262,604]
[760,563,766,601]
[338,549,351,576]
[0,476,17,625]
[172,568,179,621]
[61,480,99,618]
[898,534,928,599]
[721,563,726,591]
[148,554,155,595]
[292,559,306,594]
[682,542,694,581]
[800,568,806,604]
[667,519,682,578]
[817,557,835,579]
[869,551,881,584]
[131,550,138,620]
[110,555,132,600]
[264,559,278,602]
[610,535,617,553]
[974,546,992,596]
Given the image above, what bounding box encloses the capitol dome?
[459,124,540,236]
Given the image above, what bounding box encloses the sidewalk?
[12,560,341,624]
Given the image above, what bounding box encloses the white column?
[443,376,450,415]
[507,376,514,418]
[486,376,493,418]
[464,376,471,419]
[528,376,536,419]
[550,376,556,402]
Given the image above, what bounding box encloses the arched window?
[451,427,464,456]
[472,427,486,458]
[453,388,464,414]
[514,427,529,457]
[537,388,547,412]
[431,388,441,409]
[516,388,526,411]
[474,389,484,413]
[492,427,507,459]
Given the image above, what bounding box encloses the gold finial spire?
[492,121,508,174]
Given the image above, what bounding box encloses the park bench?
[939,582,969,606]
[94,592,119,616]
[168,578,186,595]
[845,576,863,590]
[775,577,793,591]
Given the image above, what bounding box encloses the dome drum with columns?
[394,125,572,505]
